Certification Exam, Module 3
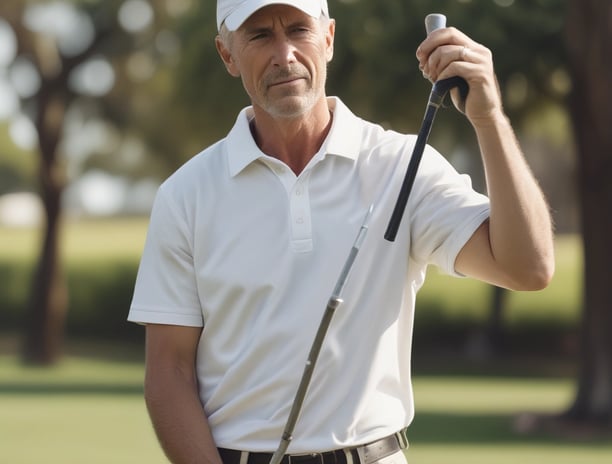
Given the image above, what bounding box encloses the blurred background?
[0,0,610,463]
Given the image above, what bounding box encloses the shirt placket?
[267,161,313,253]
[290,172,312,252]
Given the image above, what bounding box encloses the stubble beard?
[257,66,326,120]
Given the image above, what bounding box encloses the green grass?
[409,376,612,464]
[0,343,610,464]
[0,351,166,464]
[0,216,150,264]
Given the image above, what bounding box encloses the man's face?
[216,5,335,119]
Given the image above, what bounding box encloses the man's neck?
[250,98,333,176]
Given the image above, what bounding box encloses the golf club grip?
[425,15,470,109]
[384,104,437,242]
[425,13,446,34]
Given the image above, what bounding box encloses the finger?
[416,27,474,62]
[437,60,479,83]
[416,28,485,79]
[423,44,482,82]
[459,45,472,62]
[419,64,434,83]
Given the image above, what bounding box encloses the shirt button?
[296,217,304,224]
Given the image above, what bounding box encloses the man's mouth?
[269,77,303,87]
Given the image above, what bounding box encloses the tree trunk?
[5,1,115,365]
[564,0,612,426]
[21,92,68,365]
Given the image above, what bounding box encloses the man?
[128,1,554,463]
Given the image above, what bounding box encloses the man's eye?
[249,32,268,41]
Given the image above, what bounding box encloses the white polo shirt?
[129,97,489,453]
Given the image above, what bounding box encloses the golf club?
[385,14,468,241]
[269,14,468,464]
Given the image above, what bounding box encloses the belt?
[218,430,408,464]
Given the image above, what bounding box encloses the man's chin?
[264,96,315,119]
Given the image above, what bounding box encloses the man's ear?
[325,18,336,63]
[215,35,240,77]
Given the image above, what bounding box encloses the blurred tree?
[563,0,612,428]
[172,0,570,191]
[1,0,112,364]
[0,0,186,364]
[170,0,249,152]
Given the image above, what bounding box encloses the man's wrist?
[469,107,510,130]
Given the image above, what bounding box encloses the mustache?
[264,66,310,86]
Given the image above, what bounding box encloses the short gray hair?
[218,23,233,48]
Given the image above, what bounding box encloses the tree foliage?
[170,0,567,149]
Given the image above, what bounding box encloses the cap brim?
[223,0,325,31]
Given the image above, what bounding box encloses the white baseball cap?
[217,0,329,31]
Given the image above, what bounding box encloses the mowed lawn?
[0,217,150,263]
[0,351,166,464]
[1,348,611,464]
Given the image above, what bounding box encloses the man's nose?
[271,37,297,66]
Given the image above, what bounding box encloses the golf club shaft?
[383,98,439,242]
[384,14,468,241]
[269,206,373,464]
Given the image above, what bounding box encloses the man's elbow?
[508,255,555,291]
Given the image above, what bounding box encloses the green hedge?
[0,257,578,355]
[0,262,32,328]
[0,259,144,342]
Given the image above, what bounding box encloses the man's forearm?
[145,368,222,464]
[473,110,555,289]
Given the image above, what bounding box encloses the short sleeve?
[128,186,204,326]
[409,145,490,276]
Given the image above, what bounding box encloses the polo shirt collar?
[226,97,364,177]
